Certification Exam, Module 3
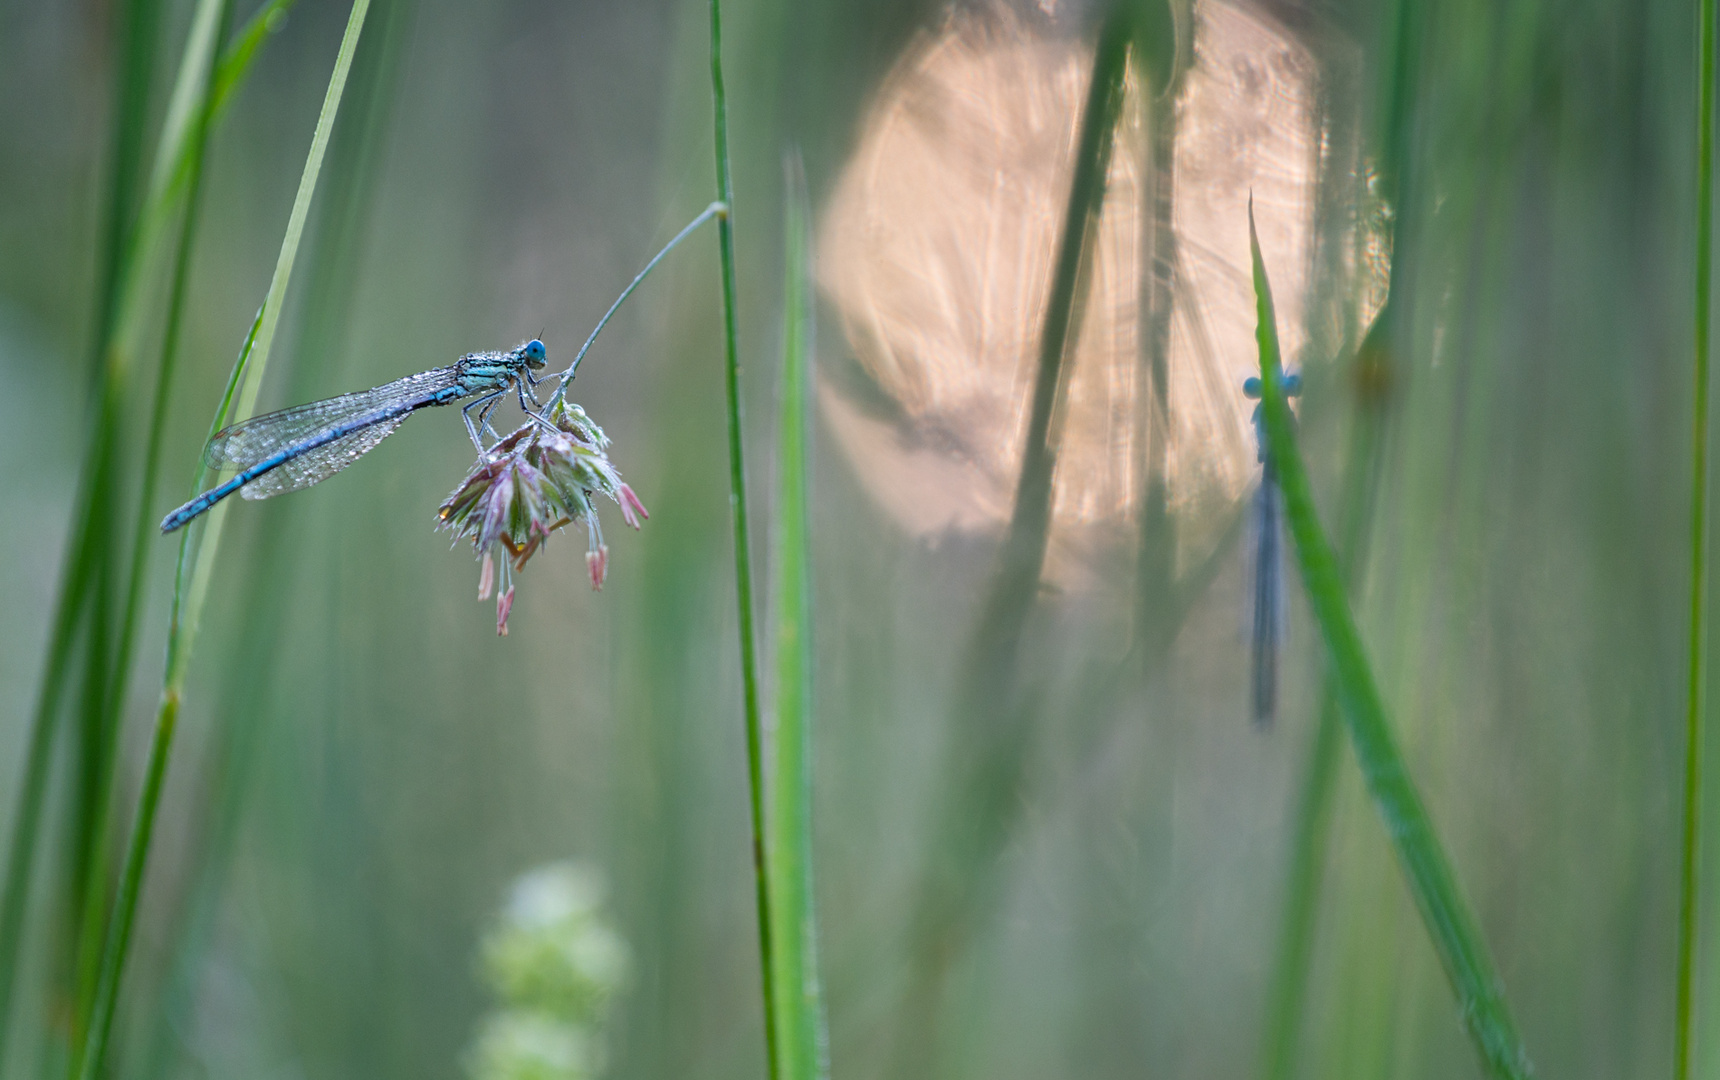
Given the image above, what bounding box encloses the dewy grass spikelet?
[438,399,648,634]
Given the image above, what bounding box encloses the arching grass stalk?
[1677,0,1716,1071]
[0,0,294,1049]
[71,4,373,1076]
[549,200,724,406]
[1249,205,1531,1080]
[705,3,777,1078]
[768,157,829,1080]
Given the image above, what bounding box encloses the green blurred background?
[1,0,1716,1078]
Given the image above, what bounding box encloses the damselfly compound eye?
[524,339,548,368]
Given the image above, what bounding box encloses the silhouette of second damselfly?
[160,339,550,533]
[1243,366,1301,727]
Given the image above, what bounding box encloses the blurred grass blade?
[0,0,294,1051]
[136,9,413,1069]
[1676,0,1716,1071]
[71,0,233,1043]
[706,2,778,1078]
[1259,0,1421,1066]
[108,0,299,730]
[768,156,829,1080]
[0,0,164,1051]
[1256,313,1391,1080]
[1249,206,1532,1080]
[73,3,373,1076]
[128,0,297,296]
[891,16,1132,1076]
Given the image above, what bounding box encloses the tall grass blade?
[0,0,164,1054]
[133,12,411,1072]
[1676,0,1716,1070]
[1257,0,1422,1066]
[768,156,829,1080]
[72,4,374,1075]
[0,1,293,1052]
[125,0,297,264]
[1249,206,1531,1080]
[70,0,233,1044]
[706,2,778,1078]
[1257,315,1391,1080]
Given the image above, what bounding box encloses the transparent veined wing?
[238,413,413,499]
[205,365,461,470]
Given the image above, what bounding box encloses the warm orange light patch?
[819,0,1340,581]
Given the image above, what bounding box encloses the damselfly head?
[522,339,548,369]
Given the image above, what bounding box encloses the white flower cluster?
[465,862,630,1080]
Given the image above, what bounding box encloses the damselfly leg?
[463,389,508,450]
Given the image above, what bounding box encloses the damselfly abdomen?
[1242,368,1300,727]
[159,339,549,533]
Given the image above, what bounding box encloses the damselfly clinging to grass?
[1243,366,1300,726]
[159,339,550,533]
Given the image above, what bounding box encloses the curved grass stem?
[549,201,725,405]
[69,0,232,1046]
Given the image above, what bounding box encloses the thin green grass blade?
[1676,0,1716,1071]
[1257,313,1393,1080]
[213,0,297,110]
[0,1,294,1051]
[134,9,412,1068]
[0,0,165,1052]
[100,0,279,718]
[706,3,778,1078]
[69,0,234,1045]
[1257,0,1422,1066]
[1249,206,1532,1080]
[71,5,373,1075]
[129,0,297,280]
[768,157,829,1080]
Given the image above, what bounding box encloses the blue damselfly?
[1242,367,1300,726]
[159,339,550,533]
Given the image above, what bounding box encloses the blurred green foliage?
[467,861,627,1080]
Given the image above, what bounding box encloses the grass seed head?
[437,400,648,632]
